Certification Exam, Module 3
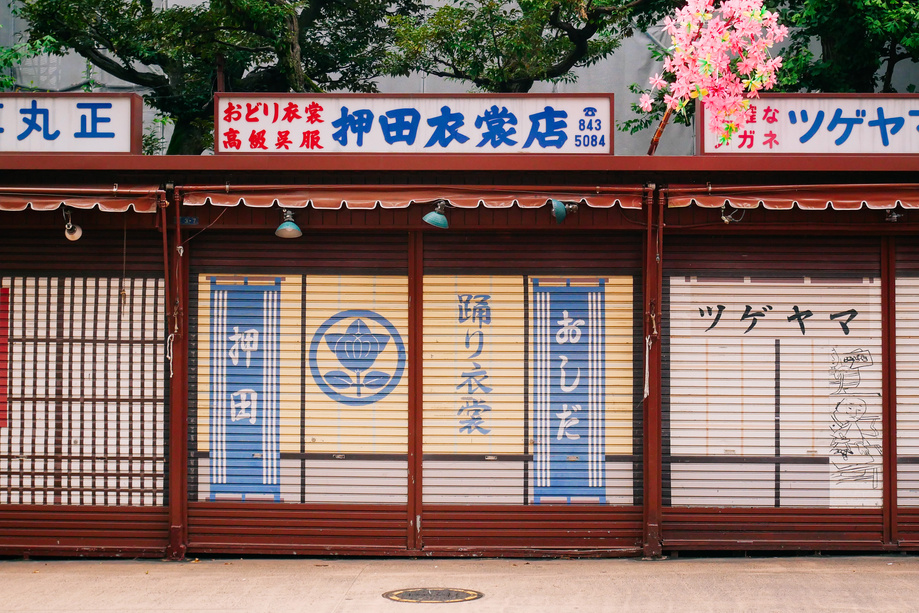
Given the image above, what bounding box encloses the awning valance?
[0,185,163,213]
[180,185,645,210]
[666,184,919,210]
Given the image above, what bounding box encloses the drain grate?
[382,588,484,603]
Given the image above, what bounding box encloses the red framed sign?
[699,93,919,155]
[214,93,613,155]
[0,93,142,154]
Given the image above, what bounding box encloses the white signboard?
[215,94,612,154]
[0,94,139,153]
[701,94,919,154]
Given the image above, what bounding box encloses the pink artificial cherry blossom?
[644,0,788,151]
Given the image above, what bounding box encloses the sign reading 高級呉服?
[701,94,919,154]
[215,94,612,154]
[0,93,141,153]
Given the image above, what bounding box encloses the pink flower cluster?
[640,0,788,144]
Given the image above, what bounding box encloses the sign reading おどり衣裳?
[701,94,919,154]
[0,94,140,153]
[215,94,612,154]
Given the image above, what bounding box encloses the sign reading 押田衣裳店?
[0,93,141,153]
[701,94,919,154]
[215,94,612,154]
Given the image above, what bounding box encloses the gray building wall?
[2,2,917,155]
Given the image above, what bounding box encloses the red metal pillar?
[166,190,189,559]
[407,230,424,551]
[642,185,663,558]
[882,236,898,548]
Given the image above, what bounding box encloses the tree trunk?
[505,79,534,93]
[166,117,208,155]
[279,11,308,92]
[647,107,672,156]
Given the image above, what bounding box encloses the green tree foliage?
[19,0,421,153]
[0,24,55,91]
[774,0,919,93]
[387,0,673,93]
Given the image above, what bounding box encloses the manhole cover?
[382,588,484,603]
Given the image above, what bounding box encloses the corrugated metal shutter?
[896,244,919,542]
[662,237,883,547]
[0,231,168,555]
[187,231,410,553]
[421,232,643,551]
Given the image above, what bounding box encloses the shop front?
[0,184,170,556]
[177,185,647,555]
[1,93,918,557]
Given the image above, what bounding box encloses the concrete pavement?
[2,554,918,612]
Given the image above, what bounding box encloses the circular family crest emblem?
[309,309,406,406]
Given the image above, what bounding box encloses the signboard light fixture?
[275,208,302,239]
[63,207,82,241]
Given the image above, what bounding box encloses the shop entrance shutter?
[895,243,919,545]
[421,231,643,552]
[0,232,168,556]
[662,236,883,549]
[187,232,411,554]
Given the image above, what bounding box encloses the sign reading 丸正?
[701,94,919,154]
[215,94,612,154]
[0,93,140,153]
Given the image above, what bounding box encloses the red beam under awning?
[180,185,645,209]
[0,185,164,213]
[666,184,919,210]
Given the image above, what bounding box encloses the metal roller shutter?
[0,267,168,555]
[663,237,883,547]
[421,232,643,552]
[188,232,410,553]
[895,245,919,542]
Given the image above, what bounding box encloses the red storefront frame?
[0,152,917,557]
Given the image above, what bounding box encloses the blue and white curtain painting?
[532,278,606,504]
[209,277,281,501]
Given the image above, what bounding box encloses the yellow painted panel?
[423,275,525,454]
[604,276,635,455]
[303,275,408,453]
[195,273,211,451]
[278,276,305,454]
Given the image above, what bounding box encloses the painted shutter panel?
[896,274,919,506]
[423,275,635,505]
[421,232,643,550]
[665,238,883,510]
[195,274,409,504]
[0,276,167,506]
[188,232,410,552]
[895,246,919,515]
[668,275,882,508]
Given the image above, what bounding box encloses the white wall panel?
[668,276,882,508]
[0,276,166,506]
[896,276,919,505]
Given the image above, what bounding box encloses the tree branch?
[541,0,644,81]
[215,40,275,53]
[74,44,169,90]
[882,40,907,93]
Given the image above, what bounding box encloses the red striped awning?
[666,184,919,210]
[0,185,163,213]
[180,185,645,209]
